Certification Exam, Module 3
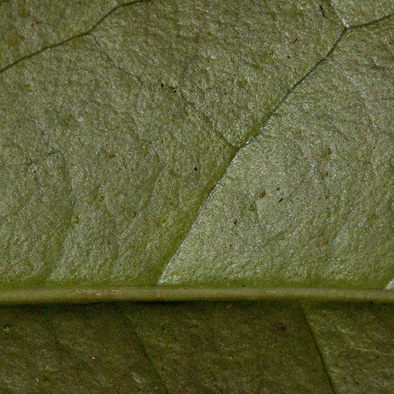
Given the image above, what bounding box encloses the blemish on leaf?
[276,322,287,332]
[160,83,164,88]
[233,219,238,225]
[319,4,326,17]
[279,198,283,202]
[194,167,198,171]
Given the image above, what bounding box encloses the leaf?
[160,16,394,290]
[329,0,394,27]
[0,0,393,300]
[1,3,393,391]
[0,301,393,393]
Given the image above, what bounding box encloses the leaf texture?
[0,0,393,298]
[0,301,393,393]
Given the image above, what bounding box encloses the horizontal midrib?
[0,286,392,305]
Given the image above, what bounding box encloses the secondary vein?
[299,302,339,394]
[157,27,347,283]
[0,0,152,75]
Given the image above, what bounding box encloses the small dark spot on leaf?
[287,55,291,59]
[31,23,34,26]
[319,4,326,17]
[36,21,40,24]
[259,190,266,198]
[355,381,360,385]
[173,88,177,93]
[233,219,238,225]
[325,194,329,199]
[194,167,198,171]
[276,187,280,191]
[132,211,137,218]
[279,198,283,202]
[161,326,166,331]
[276,322,287,332]
[289,38,298,44]
[160,83,164,88]
[32,170,37,173]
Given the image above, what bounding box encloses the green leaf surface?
[1,0,394,301]
[0,301,393,393]
[330,0,394,27]
[160,18,394,289]
[2,3,394,390]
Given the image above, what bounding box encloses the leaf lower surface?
[0,1,393,301]
[1,1,394,392]
[0,301,394,393]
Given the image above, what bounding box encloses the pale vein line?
[384,278,394,289]
[327,0,350,28]
[0,0,151,75]
[299,302,338,394]
[157,28,347,283]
